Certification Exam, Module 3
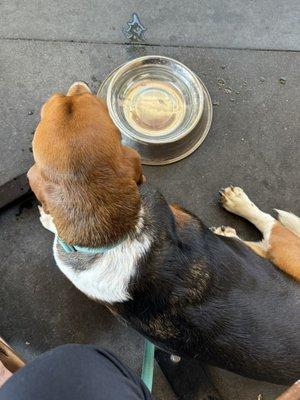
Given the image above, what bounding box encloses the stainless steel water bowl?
[97,55,213,165]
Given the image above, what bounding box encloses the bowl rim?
[106,55,205,144]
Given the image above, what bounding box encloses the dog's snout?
[67,81,91,96]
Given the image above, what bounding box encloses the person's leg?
[0,344,153,400]
[0,362,12,388]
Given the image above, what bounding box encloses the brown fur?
[244,241,268,258]
[28,83,143,247]
[170,204,193,225]
[242,223,300,281]
[268,222,300,281]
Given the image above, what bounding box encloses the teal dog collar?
[58,236,125,254]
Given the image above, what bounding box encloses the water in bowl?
[122,79,186,136]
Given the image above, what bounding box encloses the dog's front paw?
[219,186,254,216]
[211,225,238,238]
[38,206,57,234]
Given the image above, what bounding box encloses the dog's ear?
[122,145,144,185]
[27,164,52,213]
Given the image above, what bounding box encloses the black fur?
[114,184,300,385]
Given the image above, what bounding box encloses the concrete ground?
[0,1,299,399]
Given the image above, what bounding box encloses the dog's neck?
[51,205,152,303]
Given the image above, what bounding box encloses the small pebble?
[26,341,30,346]
[242,80,247,86]
[218,78,225,85]
[28,110,34,115]
[279,77,286,84]
[230,98,235,102]
[260,76,265,82]
[213,101,220,106]
[220,65,226,69]
[224,87,232,94]
[235,91,240,95]
[257,395,263,400]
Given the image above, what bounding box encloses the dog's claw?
[219,191,227,204]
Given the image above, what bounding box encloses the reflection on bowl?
[122,79,186,136]
[98,55,213,165]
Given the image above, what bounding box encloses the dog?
[28,82,300,385]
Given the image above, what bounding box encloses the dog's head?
[28,82,143,247]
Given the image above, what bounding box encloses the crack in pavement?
[0,36,299,53]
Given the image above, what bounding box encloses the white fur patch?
[51,208,151,304]
[38,206,57,235]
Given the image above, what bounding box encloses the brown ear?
[27,164,52,213]
[122,146,144,185]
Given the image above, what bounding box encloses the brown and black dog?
[28,82,300,385]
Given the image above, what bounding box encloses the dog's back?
[117,185,300,385]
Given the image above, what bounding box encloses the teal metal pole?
[141,340,155,391]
